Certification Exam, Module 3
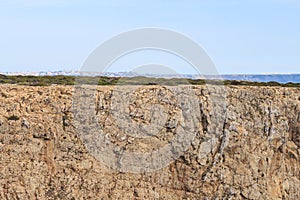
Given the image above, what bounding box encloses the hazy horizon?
[1,69,300,76]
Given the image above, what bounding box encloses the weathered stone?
[21,118,30,129]
[290,122,300,148]
[0,84,299,199]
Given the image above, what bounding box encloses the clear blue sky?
[0,0,299,74]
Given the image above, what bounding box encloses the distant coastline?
[0,74,299,87]
[0,71,299,84]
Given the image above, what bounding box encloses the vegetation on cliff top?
[0,74,299,87]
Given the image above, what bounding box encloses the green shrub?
[0,74,299,87]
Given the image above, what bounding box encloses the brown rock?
[0,84,299,199]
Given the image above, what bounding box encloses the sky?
[0,0,299,74]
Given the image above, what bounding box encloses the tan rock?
[0,84,299,199]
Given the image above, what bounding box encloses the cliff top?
[0,74,299,87]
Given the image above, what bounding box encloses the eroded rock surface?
[0,84,299,199]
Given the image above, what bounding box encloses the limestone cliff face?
[0,84,299,199]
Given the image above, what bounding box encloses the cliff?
[0,84,299,199]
